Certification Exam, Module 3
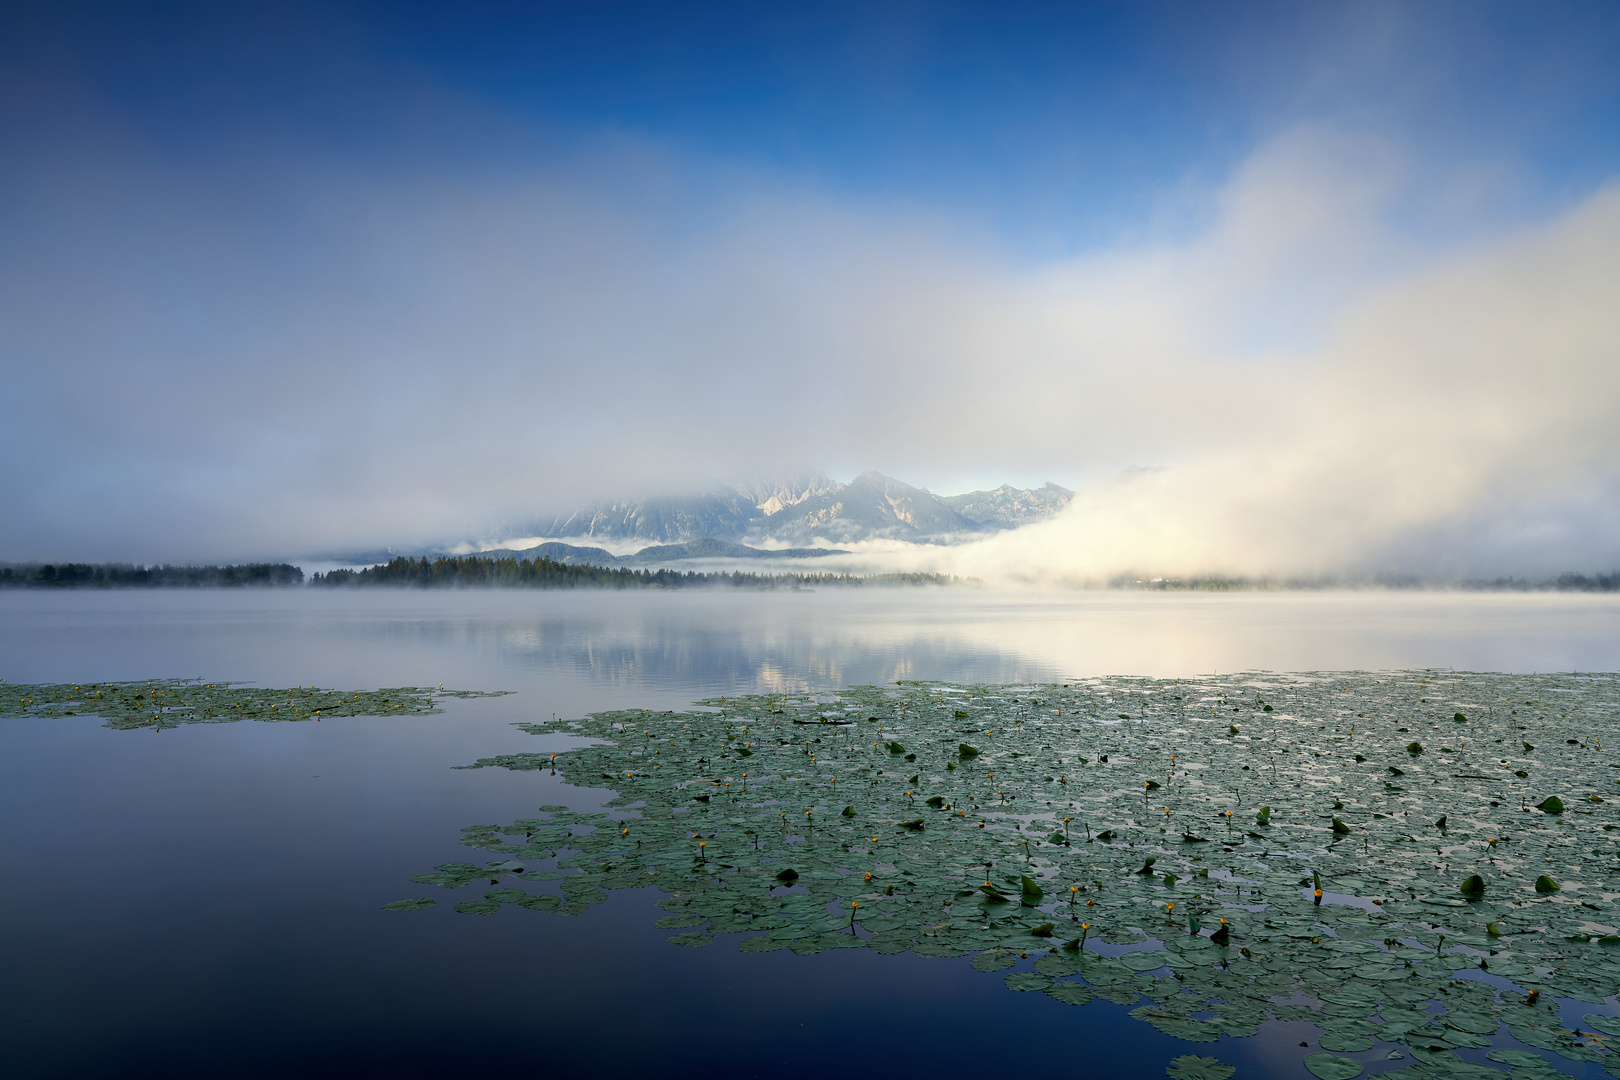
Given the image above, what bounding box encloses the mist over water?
[5,590,1617,699]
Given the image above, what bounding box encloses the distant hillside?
[470,538,848,568]
[621,539,848,565]
[472,542,622,566]
[941,482,1073,529]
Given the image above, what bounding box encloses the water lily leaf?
[1536,796,1564,814]
[958,744,979,758]
[667,932,713,947]
[453,900,500,915]
[1535,875,1560,892]
[1488,1049,1551,1067]
[970,950,1016,972]
[1004,971,1051,992]
[1459,875,1485,899]
[1318,1033,1373,1052]
[517,894,559,912]
[1130,1007,1219,1043]
[381,898,436,911]
[1581,1015,1620,1037]
[1303,1053,1364,1080]
[1444,1010,1499,1035]
[1045,981,1093,1006]
[1256,806,1271,824]
[1122,951,1170,972]
[1165,1055,1234,1080]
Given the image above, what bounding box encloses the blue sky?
[22,1,1620,249]
[3,1,1620,574]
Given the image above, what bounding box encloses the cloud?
[941,181,1620,583]
[0,87,1615,578]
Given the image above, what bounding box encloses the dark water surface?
[3,590,1618,1078]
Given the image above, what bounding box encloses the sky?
[3,0,1620,579]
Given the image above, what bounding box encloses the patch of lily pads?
[0,678,509,730]
[396,671,1619,1078]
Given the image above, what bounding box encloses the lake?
[2,588,1617,1079]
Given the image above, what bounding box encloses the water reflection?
[3,590,1616,709]
[2,590,1618,1079]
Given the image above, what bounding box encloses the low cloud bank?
[2,101,1616,579]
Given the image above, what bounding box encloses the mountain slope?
[940,482,1073,529]
[538,491,757,543]
[521,472,1067,547]
[746,472,983,544]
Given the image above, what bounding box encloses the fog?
[2,71,1617,579]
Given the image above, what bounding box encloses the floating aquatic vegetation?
[1303,1052,1363,1079]
[1165,1056,1235,1080]
[0,679,510,730]
[416,673,1618,1078]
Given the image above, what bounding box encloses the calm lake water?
[3,589,1617,1078]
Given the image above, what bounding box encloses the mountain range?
[521,471,1073,548]
[473,538,851,567]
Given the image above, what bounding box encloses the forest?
[309,555,958,589]
[0,563,305,587]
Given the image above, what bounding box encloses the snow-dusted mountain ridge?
[527,472,1072,546]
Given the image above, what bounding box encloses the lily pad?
[381,898,436,911]
[1045,981,1094,1006]
[0,679,507,731]
[401,671,1620,1069]
[1165,1055,1235,1080]
[1303,1053,1364,1080]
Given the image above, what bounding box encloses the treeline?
[0,563,305,588]
[309,555,960,589]
[1474,572,1620,592]
[1111,571,1620,592]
